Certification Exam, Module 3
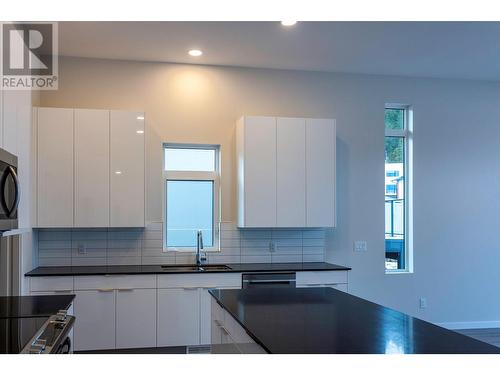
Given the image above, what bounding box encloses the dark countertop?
[0,295,75,354]
[25,262,350,277]
[209,287,500,354]
[0,295,75,318]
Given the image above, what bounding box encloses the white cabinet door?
[306,118,336,227]
[238,116,276,227]
[200,288,212,345]
[116,289,156,349]
[37,108,74,227]
[74,109,110,227]
[157,288,200,347]
[276,117,306,227]
[73,290,115,351]
[2,91,18,155]
[110,111,145,227]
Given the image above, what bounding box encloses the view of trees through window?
[385,108,406,271]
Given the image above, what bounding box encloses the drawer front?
[296,271,348,285]
[30,276,74,292]
[74,275,156,290]
[158,273,241,289]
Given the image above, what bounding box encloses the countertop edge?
[25,262,351,277]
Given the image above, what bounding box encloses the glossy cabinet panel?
[73,289,115,351]
[110,110,145,227]
[74,109,110,227]
[116,289,156,349]
[237,116,277,227]
[37,108,74,227]
[157,288,200,347]
[306,118,336,227]
[277,117,306,227]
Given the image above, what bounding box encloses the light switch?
[353,241,367,252]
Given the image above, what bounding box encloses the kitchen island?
[209,287,500,354]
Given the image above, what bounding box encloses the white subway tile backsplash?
[35,221,327,266]
[39,257,71,266]
[241,255,272,263]
[303,253,325,262]
[271,254,302,263]
[71,257,106,266]
[141,256,176,265]
[208,255,241,264]
[107,256,141,265]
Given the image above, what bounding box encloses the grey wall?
[39,57,500,326]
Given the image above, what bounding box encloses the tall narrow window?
[163,145,220,251]
[385,106,412,272]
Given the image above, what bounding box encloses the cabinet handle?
[183,287,198,290]
[53,290,72,293]
[117,288,134,292]
[220,326,230,336]
[214,319,223,327]
[203,286,216,289]
[97,288,114,292]
[306,284,322,287]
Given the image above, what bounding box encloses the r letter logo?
[1,22,58,90]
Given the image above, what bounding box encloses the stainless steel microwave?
[0,148,19,232]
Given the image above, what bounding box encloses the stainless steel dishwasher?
[242,272,296,289]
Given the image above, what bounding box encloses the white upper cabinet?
[37,107,74,227]
[237,116,277,228]
[237,116,336,228]
[34,107,145,228]
[110,110,145,227]
[74,109,110,227]
[277,117,306,227]
[306,118,336,227]
[2,91,18,156]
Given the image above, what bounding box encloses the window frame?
[162,143,221,252]
[385,104,413,274]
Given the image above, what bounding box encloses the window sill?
[385,269,413,275]
[162,247,221,253]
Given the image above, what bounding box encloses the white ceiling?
[58,22,500,81]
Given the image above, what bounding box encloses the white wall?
[40,56,500,325]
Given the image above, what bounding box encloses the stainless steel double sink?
[160,264,232,272]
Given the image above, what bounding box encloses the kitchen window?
[385,105,413,272]
[163,144,220,251]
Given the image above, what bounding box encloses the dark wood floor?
[456,329,500,348]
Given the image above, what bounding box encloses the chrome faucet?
[196,230,206,266]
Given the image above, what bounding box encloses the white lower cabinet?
[157,273,241,347]
[157,288,200,347]
[296,271,348,292]
[73,290,116,351]
[116,289,157,349]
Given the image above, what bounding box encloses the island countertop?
[208,287,500,354]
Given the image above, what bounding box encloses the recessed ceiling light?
[115,171,122,175]
[136,130,144,134]
[281,21,297,26]
[188,49,203,57]
[136,116,144,120]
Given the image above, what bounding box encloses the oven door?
[0,151,19,232]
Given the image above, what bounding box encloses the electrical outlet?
[269,241,276,253]
[353,241,367,252]
[419,297,427,309]
[77,244,86,255]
